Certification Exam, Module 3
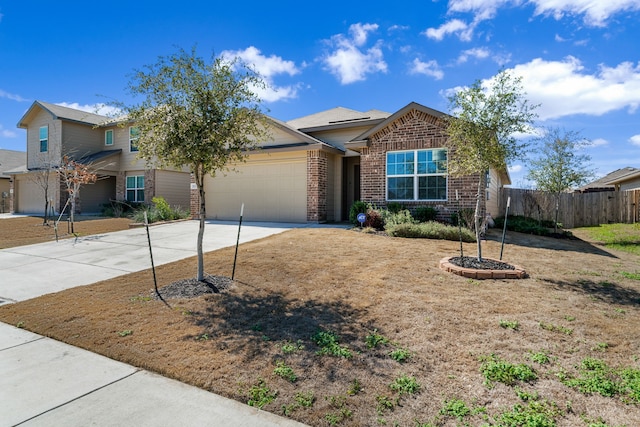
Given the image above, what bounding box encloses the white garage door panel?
[204,156,307,222]
[16,176,46,214]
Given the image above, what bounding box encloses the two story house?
[9,101,190,215]
[10,100,510,223]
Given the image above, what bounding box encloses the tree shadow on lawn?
[485,229,619,258]
[185,283,373,358]
[543,278,640,306]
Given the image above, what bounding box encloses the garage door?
[204,152,307,222]
[15,174,51,214]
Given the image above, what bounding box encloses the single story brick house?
[194,101,510,223]
[9,100,509,222]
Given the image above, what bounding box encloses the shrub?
[386,201,404,214]
[382,209,416,229]
[386,221,476,242]
[414,206,438,222]
[349,200,368,225]
[131,197,189,224]
[364,208,385,230]
[494,215,570,237]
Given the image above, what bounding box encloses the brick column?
[307,150,328,222]
[9,178,14,213]
[115,172,125,201]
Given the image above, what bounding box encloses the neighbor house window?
[129,126,139,152]
[39,125,48,152]
[126,175,144,202]
[386,149,447,201]
[105,129,113,146]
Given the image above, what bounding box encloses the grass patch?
[385,221,476,242]
[577,223,640,256]
[480,354,538,387]
[311,330,353,359]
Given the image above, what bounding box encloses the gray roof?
[0,149,27,178]
[18,101,110,128]
[286,107,390,130]
[577,167,639,191]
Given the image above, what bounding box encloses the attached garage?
[204,152,307,222]
[14,173,57,214]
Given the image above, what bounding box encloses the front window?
[39,125,48,152]
[129,127,139,152]
[105,129,113,146]
[126,175,144,202]
[386,149,447,201]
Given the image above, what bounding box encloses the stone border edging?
[439,257,527,280]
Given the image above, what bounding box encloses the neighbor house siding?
[620,178,640,191]
[485,169,502,218]
[155,169,191,208]
[61,121,102,158]
[26,111,62,170]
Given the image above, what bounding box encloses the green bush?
[365,208,385,230]
[414,206,438,222]
[386,221,476,242]
[131,197,189,224]
[382,209,416,228]
[494,215,569,237]
[386,201,404,214]
[349,200,368,225]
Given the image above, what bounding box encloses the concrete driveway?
[0,219,300,304]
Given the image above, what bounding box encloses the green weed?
[247,378,277,408]
[118,330,133,337]
[311,330,352,359]
[390,374,421,396]
[281,340,304,354]
[439,398,470,420]
[499,319,520,330]
[493,399,561,427]
[389,347,412,363]
[365,329,389,348]
[539,322,573,335]
[480,354,537,388]
[376,395,395,415]
[528,351,551,365]
[347,378,362,396]
[273,360,297,382]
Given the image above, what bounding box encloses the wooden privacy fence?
[499,188,640,228]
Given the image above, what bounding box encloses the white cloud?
[56,102,121,117]
[630,134,640,146]
[220,46,302,103]
[590,138,609,147]
[530,0,640,27]
[457,47,491,64]
[322,23,388,85]
[423,19,473,42]
[0,124,17,138]
[448,0,517,21]
[0,89,28,102]
[508,164,523,173]
[506,56,640,120]
[409,59,444,80]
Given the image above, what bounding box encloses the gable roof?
[0,149,26,179]
[350,102,447,143]
[577,167,639,192]
[604,167,640,186]
[18,101,109,128]
[286,107,390,132]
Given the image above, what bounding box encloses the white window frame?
[129,126,139,152]
[105,129,113,146]
[39,125,48,152]
[386,148,448,201]
[126,175,144,202]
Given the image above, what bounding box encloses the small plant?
[347,378,362,396]
[390,374,421,396]
[564,315,576,321]
[620,270,640,280]
[295,391,315,407]
[562,358,619,398]
[376,395,395,415]
[479,354,537,388]
[196,333,210,341]
[592,342,609,352]
[515,387,539,401]
[16,321,25,329]
[439,398,470,420]
[281,340,304,354]
[325,395,352,425]
[499,319,520,330]
[528,351,551,365]
[311,330,352,359]
[495,399,561,427]
[118,330,133,337]
[365,329,389,349]
[247,378,277,408]
[539,321,573,335]
[273,360,297,382]
[382,209,416,228]
[389,347,412,363]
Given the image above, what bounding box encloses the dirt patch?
[1,227,639,426]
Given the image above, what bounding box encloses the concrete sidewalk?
[0,219,313,426]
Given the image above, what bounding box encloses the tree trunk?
[196,172,206,281]
[70,196,75,234]
[474,174,486,262]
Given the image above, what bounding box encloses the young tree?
[526,127,595,232]
[29,151,57,225]
[57,155,97,233]
[121,46,271,281]
[445,69,538,261]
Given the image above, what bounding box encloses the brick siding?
[307,150,328,222]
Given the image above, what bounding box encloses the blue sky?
[1,0,639,187]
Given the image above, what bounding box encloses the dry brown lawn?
[1,219,639,426]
